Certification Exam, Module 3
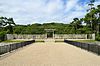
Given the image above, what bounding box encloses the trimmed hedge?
[64,40,100,55]
[0,40,35,55]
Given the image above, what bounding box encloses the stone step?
[44,39,55,42]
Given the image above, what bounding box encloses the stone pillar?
[6,34,14,40]
[45,33,47,39]
[92,34,95,40]
[53,31,54,39]
[86,34,87,39]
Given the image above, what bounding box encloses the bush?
[0,31,6,41]
[96,34,100,41]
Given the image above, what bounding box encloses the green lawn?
[73,40,96,43]
[1,40,25,43]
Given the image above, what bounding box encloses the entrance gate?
[45,29,56,38]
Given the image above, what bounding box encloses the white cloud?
[65,0,79,12]
[0,0,100,24]
[94,1,100,7]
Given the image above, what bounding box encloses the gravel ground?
[0,42,100,66]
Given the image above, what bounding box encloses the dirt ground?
[0,42,100,66]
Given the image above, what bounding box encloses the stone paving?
[0,42,100,66]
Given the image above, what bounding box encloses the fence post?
[92,34,95,40]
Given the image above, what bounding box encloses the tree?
[95,5,100,33]
[0,17,6,27]
[87,0,95,31]
[6,18,16,34]
[70,18,82,33]
[0,17,15,34]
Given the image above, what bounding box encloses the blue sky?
[0,0,100,25]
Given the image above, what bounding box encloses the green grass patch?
[1,40,25,43]
[73,40,96,43]
[55,41,64,42]
[0,40,2,42]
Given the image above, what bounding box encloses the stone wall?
[6,34,14,40]
[54,34,95,40]
[6,34,46,40]
[6,34,95,40]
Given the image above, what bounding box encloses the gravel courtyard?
[0,42,100,66]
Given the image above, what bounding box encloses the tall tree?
[95,5,100,33]
[70,18,82,33]
[0,17,15,34]
[87,0,95,31]
[6,18,16,34]
[0,17,7,27]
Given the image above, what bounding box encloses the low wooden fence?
[64,40,100,55]
[0,40,35,55]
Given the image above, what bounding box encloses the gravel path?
[0,42,100,66]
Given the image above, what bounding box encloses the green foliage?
[0,17,15,34]
[11,22,93,34]
[2,40,25,43]
[0,31,6,41]
[73,40,96,43]
[96,34,100,41]
[0,31,6,37]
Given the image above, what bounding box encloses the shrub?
[0,31,6,41]
[96,34,100,41]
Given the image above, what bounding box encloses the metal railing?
[64,40,100,55]
[0,40,35,55]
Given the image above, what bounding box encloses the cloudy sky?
[0,0,100,25]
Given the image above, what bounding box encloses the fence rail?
[64,40,100,55]
[0,40,35,55]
